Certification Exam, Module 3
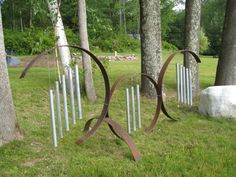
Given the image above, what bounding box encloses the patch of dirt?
[22,158,45,167]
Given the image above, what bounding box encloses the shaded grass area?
[0,53,236,177]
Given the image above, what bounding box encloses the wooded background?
[1,0,225,55]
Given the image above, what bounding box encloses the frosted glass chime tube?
[49,89,57,147]
[68,68,76,124]
[62,75,69,131]
[55,81,63,138]
[75,65,82,119]
[125,88,131,134]
[136,85,141,129]
[131,86,136,131]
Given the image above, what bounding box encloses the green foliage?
[91,33,140,53]
[1,0,227,56]
[199,29,209,54]
[3,27,79,55]
[201,0,226,55]
[165,11,185,50]
[4,28,54,55]
[162,41,177,51]
[161,0,175,39]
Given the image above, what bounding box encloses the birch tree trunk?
[184,0,201,97]
[140,0,162,98]
[78,0,97,102]
[0,6,16,146]
[47,0,71,76]
[215,0,236,85]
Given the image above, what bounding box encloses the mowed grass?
[0,52,236,177]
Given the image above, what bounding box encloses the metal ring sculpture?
[83,73,169,136]
[20,45,141,161]
[20,46,200,161]
[145,50,201,132]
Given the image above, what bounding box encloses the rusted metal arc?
[65,46,111,145]
[161,103,176,120]
[20,48,55,78]
[146,50,201,133]
[103,117,141,161]
[83,117,98,132]
[108,74,161,140]
[108,73,169,134]
[19,45,111,145]
[83,117,122,139]
[83,75,132,139]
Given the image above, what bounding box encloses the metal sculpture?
[20,46,201,161]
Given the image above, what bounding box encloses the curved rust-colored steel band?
[161,103,176,120]
[65,46,111,145]
[83,117,98,132]
[158,50,201,118]
[20,48,56,78]
[104,117,141,161]
[83,75,132,140]
[109,73,171,134]
[19,45,111,145]
[146,50,201,133]
[83,117,123,139]
[107,123,123,139]
[109,73,163,130]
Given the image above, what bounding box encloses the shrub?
[4,28,80,56]
[90,33,140,52]
[4,28,55,55]
[162,41,177,51]
[199,29,209,54]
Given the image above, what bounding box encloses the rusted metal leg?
[161,103,177,121]
[83,117,98,132]
[104,118,141,161]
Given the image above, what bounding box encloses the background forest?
[1,0,226,55]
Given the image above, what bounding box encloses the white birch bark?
[47,0,71,76]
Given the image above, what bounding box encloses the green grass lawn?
[0,52,236,177]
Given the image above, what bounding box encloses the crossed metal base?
[20,45,200,161]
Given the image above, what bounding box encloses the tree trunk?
[47,0,71,77]
[184,0,201,97]
[123,0,127,33]
[12,0,15,30]
[78,0,97,102]
[140,0,162,98]
[137,0,140,34]
[215,0,236,85]
[0,6,16,146]
[20,10,24,32]
[29,0,33,28]
[119,0,123,31]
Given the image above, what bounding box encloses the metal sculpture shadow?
[20,45,201,161]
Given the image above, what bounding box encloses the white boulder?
[199,85,236,119]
